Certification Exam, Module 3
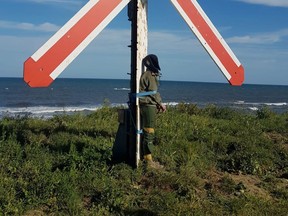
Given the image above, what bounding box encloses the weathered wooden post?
[128,0,148,167]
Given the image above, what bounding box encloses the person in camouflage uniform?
[139,54,166,168]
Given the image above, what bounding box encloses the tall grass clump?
[0,104,287,215]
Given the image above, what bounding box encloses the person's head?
[143,54,161,75]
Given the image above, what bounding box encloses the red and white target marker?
[23,0,130,87]
[24,0,244,87]
[171,0,244,85]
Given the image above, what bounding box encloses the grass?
[0,104,287,215]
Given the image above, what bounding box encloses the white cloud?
[236,0,288,7]
[23,0,83,5]
[149,31,198,54]
[227,29,288,44]
[0,20,60,32]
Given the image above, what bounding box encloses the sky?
[0,0,288,86]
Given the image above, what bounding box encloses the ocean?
[0,78,287,118]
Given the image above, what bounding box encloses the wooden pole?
[128,0,148,167]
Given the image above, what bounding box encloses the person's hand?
[158,103,166,113]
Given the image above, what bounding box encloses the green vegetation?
[0,105,287,215]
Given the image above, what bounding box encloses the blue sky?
[0,0,287,85]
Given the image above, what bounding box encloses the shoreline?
[0,102,287,120]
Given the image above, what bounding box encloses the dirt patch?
[205,169,271,199]
[229,173,271,199]
[265,132,288,145]
[23,210,46,216]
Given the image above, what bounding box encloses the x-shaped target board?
[23,0,244,87]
